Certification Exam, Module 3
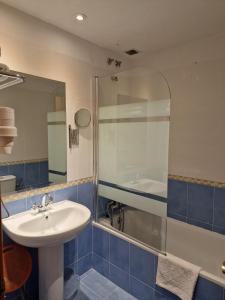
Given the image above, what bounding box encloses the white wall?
[0,3,131,181]
[135,34,225,182]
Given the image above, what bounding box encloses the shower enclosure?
[94,67,171,253]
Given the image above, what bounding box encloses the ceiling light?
[75,13,87,22]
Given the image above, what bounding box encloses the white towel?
[156,254,201,300]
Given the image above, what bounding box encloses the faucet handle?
[31,203,39,214]
[32,203,36,209]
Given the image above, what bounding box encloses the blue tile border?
[168,179,225,235]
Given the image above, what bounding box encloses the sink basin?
[3,200,91,248]
[2,200,91,300]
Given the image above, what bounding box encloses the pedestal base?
[39,245,64,300]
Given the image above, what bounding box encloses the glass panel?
[96,68,171,252]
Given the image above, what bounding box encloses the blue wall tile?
[110,234,129,272]
[54,186,78,202]
[130,244,156,287]
[109,263,130,293]
[168,179,187,217]
[167,212,187,222]
[77,183,94,214]
[130,276,154,300]
[213,225,225,235]
[155,283,181,300]
[0,165,8,176]
[78,223,92,259]
[24,162,40,187]
[92,253,109,278]
[93,226,109,260]
[64,238,77,267]
[188,219,212,231]
[214,187,225,228]
[154,289,180,300]
[8,163,25,190]
[39,161,49,184]
[187,183,214,224]
[1,160,49,190]
[77,253,92,276]
[4,181,225,300]
[168,179,225,236]
[4,198,27,216]
[193,277,223,300]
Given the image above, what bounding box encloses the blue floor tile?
[108,287,136,300]
[77,283,100,300]
[81,269,116,299]
[80,269,136,300]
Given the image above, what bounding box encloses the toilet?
[0,175,16,194]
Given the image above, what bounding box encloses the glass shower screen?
[95,68,171,252]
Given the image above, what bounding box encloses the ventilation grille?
[125,49,139,56]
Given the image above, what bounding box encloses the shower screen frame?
[93,69,170,254]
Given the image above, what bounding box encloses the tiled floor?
[76,269,137,300]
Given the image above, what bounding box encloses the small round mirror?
[74,108,91,128]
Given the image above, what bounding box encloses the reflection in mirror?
[96,68,171,252]
[0,72,66,195]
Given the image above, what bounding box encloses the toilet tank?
[0,175,16,194]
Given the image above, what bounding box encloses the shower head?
[0,64,24,90]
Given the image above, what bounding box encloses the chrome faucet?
[41,193,53,208]
[32,193,53,214]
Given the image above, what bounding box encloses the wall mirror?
[70,108,91,146]
[74,108,91,128]
[96,67,170,252]
[0,72,67,195]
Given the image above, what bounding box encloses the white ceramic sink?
[2,200,91,300]
[3,200,91,248]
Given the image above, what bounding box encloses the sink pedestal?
[39,245,64,300]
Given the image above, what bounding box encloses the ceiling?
[1,0,225,55]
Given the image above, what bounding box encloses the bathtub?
[98,214,225,289]
[167,218,225,287]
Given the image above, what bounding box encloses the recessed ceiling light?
[75,13,87,22]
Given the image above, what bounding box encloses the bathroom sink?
[2,200,91,247]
